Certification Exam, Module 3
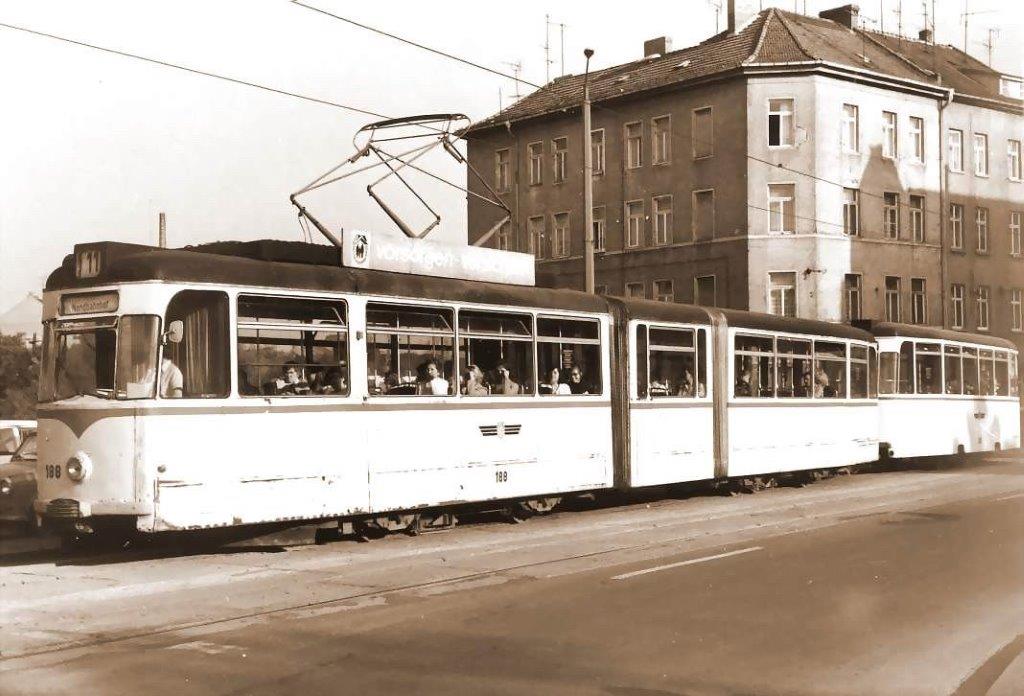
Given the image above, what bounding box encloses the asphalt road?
[1,455,1022,696]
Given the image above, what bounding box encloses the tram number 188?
[45,464,62,479]
[495,470,508,483]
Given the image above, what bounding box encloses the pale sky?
[1,0,1020,314]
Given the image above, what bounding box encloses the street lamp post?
[583,48,595,294]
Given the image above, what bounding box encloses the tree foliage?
[0,333,40,419]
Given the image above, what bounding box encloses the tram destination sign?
[341,230,535,286]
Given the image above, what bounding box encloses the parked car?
[0,420,35,466]
[0,431,38,530]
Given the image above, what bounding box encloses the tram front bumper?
[34,498,153,519]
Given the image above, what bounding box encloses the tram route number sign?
[341,229,536,286]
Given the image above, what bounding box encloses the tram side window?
[944,345,962,394]
[649,328,700,397]
[237,295,348,397]
[165,291,229,398]
[814,341,846,398]
[734,335,774,398]
[850,345,868,398]
[868,346,878,399]
[879,352,897,394]
[979,350,994,395]
[963,347,980,395]
[897,341,914,394]
[777,338,811,398]
[993,351,1009,396]
[367,303,454,396]
[537,317,602,395]
[915,343,942,394]
[635,325,649,399]
[697,329,708,397]
[1010,354,1019,397]
[457,310,534,395]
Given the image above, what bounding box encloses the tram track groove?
[1,469,1020,667]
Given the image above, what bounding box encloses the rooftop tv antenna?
[708,0,722,33]
[290,114,511,247]
[503,60,524,100]
[982,27,999,66]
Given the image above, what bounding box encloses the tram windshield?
[40,315,160,401]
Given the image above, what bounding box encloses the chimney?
[728,0,736,34]
[818,4,860,30]
[643,36,672,57]
[918,28,933,43]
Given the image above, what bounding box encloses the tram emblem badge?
[352,232,370,266]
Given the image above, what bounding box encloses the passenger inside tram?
[567,367,589,394]
[270,362,310,396]
[417,359,450,396]
[540,368,571,395]
[238,368,258,396]
[160,356,183,398]
[735,369,752,397]
[462,364,488,396]
[490,362,522,395]
[678,370,695,397]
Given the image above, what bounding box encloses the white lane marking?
[994,492,1024,502]
[611,546,763,581]
[167,640,245,655]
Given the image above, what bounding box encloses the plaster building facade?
[465,4,1023,359]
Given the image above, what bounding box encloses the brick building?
[465,4,1023,358]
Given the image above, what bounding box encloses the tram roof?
[718,309,875,342]
[854,320,1018,350]
[608,297,713,325]
[46,240,608,314]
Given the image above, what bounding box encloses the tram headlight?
[65,453,92,482]
[0,477,12,495]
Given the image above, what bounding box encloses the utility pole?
[560,22,565,77]
[158,212,166,248]
[582,48,595,294]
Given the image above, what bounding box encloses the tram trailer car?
[30,240,925,539]
[855,321,1020,459]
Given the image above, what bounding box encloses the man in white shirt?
[160,357,184,398]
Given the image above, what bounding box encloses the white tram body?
[31,241,1019,537]
[865,322,1021,459]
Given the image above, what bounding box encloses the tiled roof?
[468,8,1019,133]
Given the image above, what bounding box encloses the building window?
[768,183,796,233]
[591,129,605,175]
[652,116,671,164]
[948,129,963,172]
[653,195,672,245]
[528,215,545,258]
[694,275,716,306]
[692,189,715,241]
[882,111,897,158]
[976,207,989,253]
[552,137,567,184]
[528,142,543,185]
[626,282,645,299]
[494,149,510,192]
[951,284,965,329]
[768,98,794,147]
[552,212,570,258]
[768,272,796,317]
[692,106,713,159]
[911,278,927,324]
[592,206,606,252]
[496,221,511,251]
[843,188,859,236]
[950,203,964,250]
[625,200,644,248]
[973,133,989,176]
[841,104,859,152]
[844,274,862,321]
[654,280,674,302]
[1011,211,1022,256]
[1012,289,1023,332]
[625,122,642,169]
[595,284,608,296]
[909,116,924,163]
[977,286,990,330]
[910,195,925,243]
[884,276,901,322]
[883,192,900,239]
[1009,140,1022,180]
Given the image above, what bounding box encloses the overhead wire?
[290,3,953,223]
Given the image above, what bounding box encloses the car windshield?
[40,315,160,402]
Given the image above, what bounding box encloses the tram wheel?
[517,496,562,516]
[354,513,420,538]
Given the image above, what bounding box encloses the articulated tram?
[32,240,1019,538]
